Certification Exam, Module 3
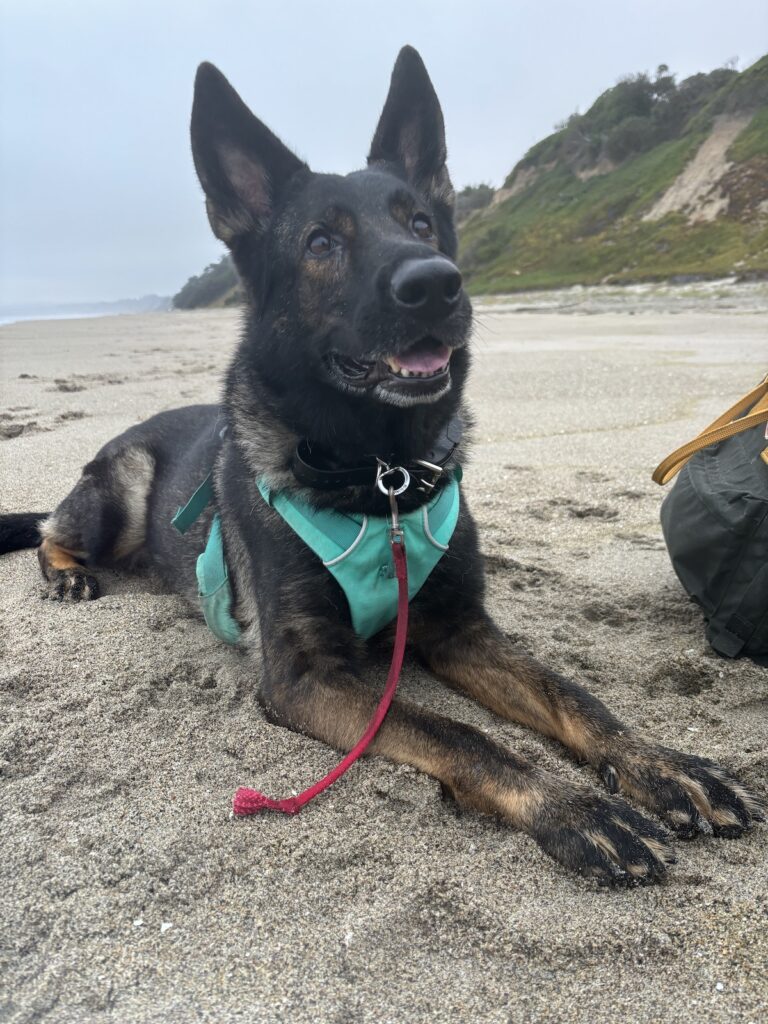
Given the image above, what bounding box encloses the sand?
[1,292,767,1023]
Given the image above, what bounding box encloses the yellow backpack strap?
[652,373,768,486]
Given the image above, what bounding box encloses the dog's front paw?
[599,744,765,839]
[531,784,676,885]
[40,567,99,602]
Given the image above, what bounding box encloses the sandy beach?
[1,294,767,1023]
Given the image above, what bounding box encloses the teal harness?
[172,471,461,643]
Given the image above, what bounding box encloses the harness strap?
[172,473,214,534]
[232,535,409,816]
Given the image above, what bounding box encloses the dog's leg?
[37,443,155,601]
[415,613,764,838]
[257,618,675,884]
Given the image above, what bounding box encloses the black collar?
[291,414,463,494]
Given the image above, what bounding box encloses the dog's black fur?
[2,47,763,883]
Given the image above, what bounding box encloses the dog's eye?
[307,229,335,257]
[411,214,434,241]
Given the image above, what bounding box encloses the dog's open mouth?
[326,337,452,402]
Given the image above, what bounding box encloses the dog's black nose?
[391,258,462,319]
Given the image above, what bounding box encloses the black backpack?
[654,375,768,659]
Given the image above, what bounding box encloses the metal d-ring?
[376,465,411,496]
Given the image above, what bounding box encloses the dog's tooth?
[385,356,402,372]
[400,368,412,378]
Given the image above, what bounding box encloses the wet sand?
[1,298,767,1023]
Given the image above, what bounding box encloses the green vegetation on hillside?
[461,55,768,292]
[700,54,768,118]
[728,106,768,161]
[173,255,240,309]
[455,184,494,223]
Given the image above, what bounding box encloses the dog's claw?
[600,763,621,794]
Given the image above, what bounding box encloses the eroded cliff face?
[643,115,754,224]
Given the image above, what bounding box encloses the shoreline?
[3,277,766,329]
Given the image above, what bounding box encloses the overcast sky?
[1,0,766,306]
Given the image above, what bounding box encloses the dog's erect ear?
[191,63,308,244]
[368,46,453,207]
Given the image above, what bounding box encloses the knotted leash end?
[232,788,300,817]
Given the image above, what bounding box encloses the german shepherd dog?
[2,48,762,884]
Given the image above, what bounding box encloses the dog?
[1,47,762,884]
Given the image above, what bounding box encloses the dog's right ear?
[191,63,307,245]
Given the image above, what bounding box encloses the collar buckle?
[412,458,444,493]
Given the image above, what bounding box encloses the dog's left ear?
[368,46,454,209]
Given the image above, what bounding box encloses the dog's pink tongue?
[397,343,451,373]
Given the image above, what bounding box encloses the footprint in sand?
[48,373,128,393]
[566,503,619,520]
[581,600,638,628]
[613,489,648,500]
[0,409,88,438]
[484,552,562,590]
[621,531,665,550]
[645,656,717,696]
[55,411,89,424]
[576,470,611,483]
[0,420,45,440]
[527,497,619,521]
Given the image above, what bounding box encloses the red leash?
[232,534,408,817]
